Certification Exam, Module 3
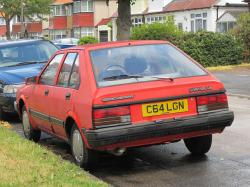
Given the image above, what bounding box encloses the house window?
[51,5,66,16]
[191,20,194,32]
[132,17,143,27]
[147,16,165,24]
[195,19,203,31]
[82,0,93,12]
[73,28,81,38]
[66,5,72,16]
[73,27,94,38]
[203,20,207,30]
[0,18,5,25]
[178,23,183,31]
[217,22,236,33]
[73,1,81,13]
[190,12,207,32]
[81,27,94,36]
[51,30,67,40]
[74,0,93,13]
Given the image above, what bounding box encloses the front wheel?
[184,135,212,155]
[70,125,98,169]
[22,107,41,142]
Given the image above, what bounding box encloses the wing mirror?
[25,76,38,85]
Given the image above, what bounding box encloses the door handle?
[44,90,49,96]
[65,93,71,100]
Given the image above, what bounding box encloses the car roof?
[0,39,50,47]
[58,40,170,52]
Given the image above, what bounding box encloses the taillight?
[197,93,228,113]
[93,106,131,128]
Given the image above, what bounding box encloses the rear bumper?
[83,110,234,149]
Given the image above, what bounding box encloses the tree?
[232,13,250,62]
[107,0,135,40]
[0,0,52,40]
[243,0,250,12]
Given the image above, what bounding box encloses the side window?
[69,55,80,89]
[39,54,64,85]
[58,53,77,87]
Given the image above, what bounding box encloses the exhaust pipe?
[109,148,127,156]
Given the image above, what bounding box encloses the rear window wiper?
[103,75,144,81]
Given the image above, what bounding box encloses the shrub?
[131,21,244,67]
[131,16,183,43]
[232,13,250,62]
[78,36,98,45]
[176,32,244,67]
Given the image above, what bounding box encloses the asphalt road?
[213,67,250,96]
[8,69,250,187]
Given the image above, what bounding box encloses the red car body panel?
[16,40,234,151]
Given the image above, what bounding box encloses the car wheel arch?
[18,96,27,116]
[64,115,90,148]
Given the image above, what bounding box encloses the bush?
[131,21,244,67]
[78,36,98,45]
[232,13,250,62]
[176,32,244,67]
[131,16,183,43]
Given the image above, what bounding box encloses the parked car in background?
[53,38,78,49]
[16,40,234,169]
[0,39,58,119]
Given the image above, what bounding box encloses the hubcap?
[22,111,31,137]
[72,129,84,163]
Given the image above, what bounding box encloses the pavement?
[7,68,250,187]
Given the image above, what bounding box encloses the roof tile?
[163,0,217,12]
[52,0,73,5]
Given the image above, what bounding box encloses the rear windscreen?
[90,44,207,87]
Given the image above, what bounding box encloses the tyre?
[22,106,41,142]
[184,135,212,155]
[70,125,98,169]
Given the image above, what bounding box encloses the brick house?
[49,0,117,41]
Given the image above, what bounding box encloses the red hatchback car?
[16,40,234,168]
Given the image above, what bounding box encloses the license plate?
[142,99,189,117]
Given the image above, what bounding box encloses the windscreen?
[0,40,58,68]
[90,44,207,87]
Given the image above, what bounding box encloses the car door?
[49,52,80,139]
[29,53,65,132]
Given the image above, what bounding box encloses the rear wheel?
[184,135,212,155]
[70,125,98,169]
[22,107,41,142]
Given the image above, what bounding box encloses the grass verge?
[207,63,250,71]
[0,123,108,187]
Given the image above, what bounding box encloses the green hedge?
[175,32,244,67]
[78,36,98,45]
[131,23,244,67]
[131,17,182,44]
